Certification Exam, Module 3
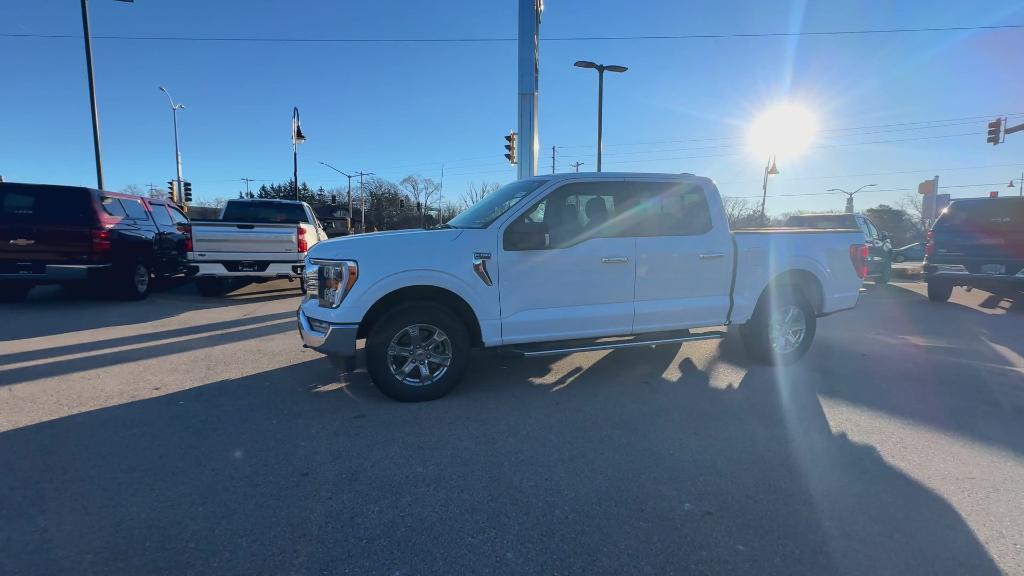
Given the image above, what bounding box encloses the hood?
[307,228,463,261]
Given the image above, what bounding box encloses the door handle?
[601,257,629,264]
[699,253,726,260]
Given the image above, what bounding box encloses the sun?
[748,103,819,160]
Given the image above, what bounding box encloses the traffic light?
[416,201,422,213]
[987,118,1003,145]
[399,198,406,209]
[167,180,177,202]
[183,181,192,203]
[504,131,518,165]
[330,194,338,205]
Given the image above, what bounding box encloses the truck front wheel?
[365,304,471,402]
[741,289,817,365]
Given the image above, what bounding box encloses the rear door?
[110,196,159,266]
[632,180,734,332]
[0,185,98,272]
[856,215,887,276]
[932,199,1024,275]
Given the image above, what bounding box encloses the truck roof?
[520,172,711,184]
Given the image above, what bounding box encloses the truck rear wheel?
[365,304,470,402]
[195,277,228,297]
[741,288,816,365]
[927,281,953,302]
[115,262,151,301]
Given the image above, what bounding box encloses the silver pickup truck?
[187,199,327,296]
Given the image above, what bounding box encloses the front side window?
[168,206,189,226]
[121,198,150,221]
[150,204,174,227]
[504,181,630,250]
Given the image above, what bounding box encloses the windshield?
[446,179,548,229]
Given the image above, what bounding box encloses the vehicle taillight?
[92,229,112,253]
[178,224,193,252]
[297,226,308,253]
[925,230,935,258]
[849,244,868,279]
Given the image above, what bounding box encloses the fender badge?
[473,252,491,260]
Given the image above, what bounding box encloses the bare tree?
[896,193,927,239]
[120,184,144,197]
[192,197,230,209]
[400,175,441,226]
[462,181,500,207]
[437,201,463,223]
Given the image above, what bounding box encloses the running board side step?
[510,331,727,358]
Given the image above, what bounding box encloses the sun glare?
[748,103,818,160]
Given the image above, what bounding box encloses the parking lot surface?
[1,280,1022,575]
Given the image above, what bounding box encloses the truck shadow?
[0,351,1000,575]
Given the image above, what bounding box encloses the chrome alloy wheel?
[134,264,150,294]
[387,324,452,386]
[768,304,806,354]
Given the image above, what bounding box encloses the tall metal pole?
[551,146,556,174]
[759,155,771,222]
[597,68,604,172]
[80,0,104,189]
[160,87,184,202]
[293,144,299,200]
[517,0,541,179]
[359,172,365,232]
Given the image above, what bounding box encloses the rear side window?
[150,204,174,227]
[626,181,712,237]
[935,200,1024,233]
[120,198,150,221]
[221,201,308,223]
[1,187,94,225]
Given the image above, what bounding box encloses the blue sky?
[2,0,1024,214]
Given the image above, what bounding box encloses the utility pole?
[80,0,103,189]
[240,177,255,198]
[439,162,445,224]
[355,171,374,232]
[551,146,556,174]
[292,107,306,200]
[571,161,584,172]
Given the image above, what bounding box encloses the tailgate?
[190,222,298,254]
[1,186,97,270]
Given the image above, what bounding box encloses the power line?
[3,24,1022,43]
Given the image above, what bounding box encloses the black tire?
[740,288,817,365]
[116,262,151,300]
[893,254,906,263]
[0,283,31,303]
[927,281,953,302]
[195,277,228,297]
[365,303,471,402]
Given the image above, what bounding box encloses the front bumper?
[0,264,112,283]
[297,309,359,357]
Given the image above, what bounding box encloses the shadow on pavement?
[807,283,1024,459]
[0,346,1000,575]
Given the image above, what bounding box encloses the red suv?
[0,183,192,301]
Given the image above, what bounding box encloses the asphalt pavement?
[1,279,1022,575]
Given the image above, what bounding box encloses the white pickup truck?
[298,173,866,401]
[188,199,327,296]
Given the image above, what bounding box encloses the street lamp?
[758,155,779,222]
[1009,172,1024,197]
[158,86,185,203]
[573,60,628,172]
[827,184,877,213]
[319,161,355,233]
[80,0,135,189]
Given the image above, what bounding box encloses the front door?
[497,180,636,345]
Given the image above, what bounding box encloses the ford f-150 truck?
[297,173,866,401]
[187,199,327,296]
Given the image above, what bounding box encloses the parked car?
[298,173,866,402]
[187,198,327,296]
[892,242,925,263]
[923,197,1024,302]
[784,213,893,283]
[0,182,191,301]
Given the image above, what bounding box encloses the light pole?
[1009,172,1024,197]
[158,86,185,202]
[827,184,877,213]
[573,60,627,172]
[320,162,355,233]
[240,177,255,198]
[354,171,374,232]
[759,155,779,222]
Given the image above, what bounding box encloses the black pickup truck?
[924,197,1024,302]
[0,183,191,301]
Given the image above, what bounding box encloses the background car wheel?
[365,304,471,402]
[117,262,150,300]
[927,281,953,302]
[195,277,228,297]
[0,283,31,302]
[740,288,816,365]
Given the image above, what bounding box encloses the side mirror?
[503,220,547,251]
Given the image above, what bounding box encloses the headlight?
[312,259,358,308]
